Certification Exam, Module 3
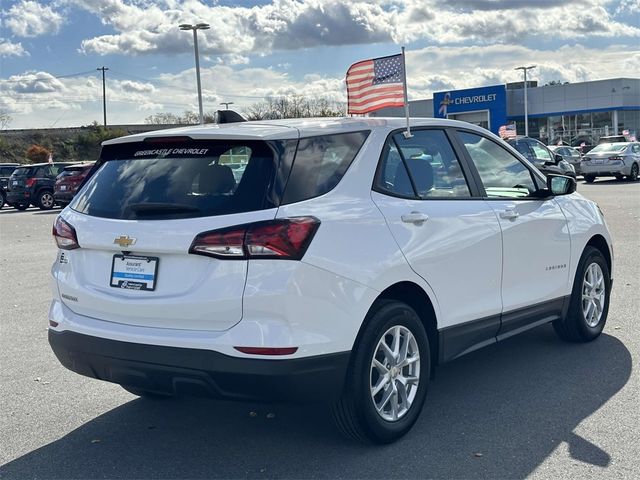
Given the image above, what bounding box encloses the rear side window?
[72,140,285,220]
[13,167,33,176]
[282,131,369,204]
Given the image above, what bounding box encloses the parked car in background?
[581,142,640,182]
[549,145,583,174]
[0,163,20,210]
[598,135,628,145]
[49,118,612,444]
[506,136,576,178]
[6,162,77,210]
[54,163,95,207]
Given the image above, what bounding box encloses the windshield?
[589,143,628,153]
[72,140,285,220]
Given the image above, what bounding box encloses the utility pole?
[515,65,536,137]
[97,66,109,127]
[220,101,234,110]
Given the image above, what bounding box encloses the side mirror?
[547,174,576,196]
[554,153,564,164]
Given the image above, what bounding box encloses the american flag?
[498,124,517,139]
[346,54,405,115]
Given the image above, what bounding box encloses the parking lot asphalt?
[1,179,639,479]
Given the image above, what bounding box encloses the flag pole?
[401,46,412,138]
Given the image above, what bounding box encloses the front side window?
[459,131,537,199]
[530,142,553,162]
[376,129,471,198]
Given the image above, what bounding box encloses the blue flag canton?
[373,55,404,85]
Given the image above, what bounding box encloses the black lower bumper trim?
[49,330,350,403]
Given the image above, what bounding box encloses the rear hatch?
[55,164,92,194]
[55,137,293,331]
[8,166,33,192]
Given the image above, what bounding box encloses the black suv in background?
[1,163,20,209]
[6,163,76,210]
[506,136,576,178]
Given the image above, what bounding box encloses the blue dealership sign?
[433,84,507,135]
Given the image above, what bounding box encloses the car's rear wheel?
[120,385,172,399]
[14,203,29,211]
[0,191,5,210]
[553,246,610,343]
[615,174,625,181]
[584,175,596,183]
[628,163,639,182]
[37,190,55,210]
[331,300,430,444]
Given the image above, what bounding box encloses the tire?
[584,175,596,183]
[628,163,639,182]
[331,300,430,444]
[37,190,55,210]
[615,175,625,182]
[553,246,611,343]
[121,385,172,399]
[15,203,29,211]
[0,191,5,210]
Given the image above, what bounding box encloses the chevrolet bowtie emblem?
[114,235,136,248]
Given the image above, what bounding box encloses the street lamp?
[179,22,210,125]
[220,101,234,110]
[515,65,536,137]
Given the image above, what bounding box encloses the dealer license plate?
[60,185,67,191]
[110,255,159,291]
[592,159,604,165]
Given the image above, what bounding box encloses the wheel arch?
[585,234,612,279]
[352,281,440,371]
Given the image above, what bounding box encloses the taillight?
[53,216,80,250]
[189,217,320,260]
[25,177,36,188]
[608,156,624,161]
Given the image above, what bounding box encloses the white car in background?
[49,117,613,444]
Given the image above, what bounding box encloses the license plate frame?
[110,254,159,291]
[592,159,604,165]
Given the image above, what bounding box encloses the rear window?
[589,143,628,153]
[72,140,286,220]
[12,167,33,177]
[282,131,369,204]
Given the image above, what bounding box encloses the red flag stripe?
[348,92,405,107]
[349,101,405,114]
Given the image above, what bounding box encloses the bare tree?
[0,109,12,130]
[244,96,345,120]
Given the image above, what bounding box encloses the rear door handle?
[500,209,519,220]
[401,212,429,224]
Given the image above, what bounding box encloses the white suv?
[49,118,613,443]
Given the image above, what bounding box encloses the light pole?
[179,23,210,124]
[220,101,234,110]
[515,65,536,137]
[97,66,109,126]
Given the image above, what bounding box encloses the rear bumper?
[580,164,628,176]
[48,329,350,403]
[54,191,74,203]
[6,191,32,204]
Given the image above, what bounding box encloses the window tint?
[72,140,282,220]
[377,129,471,198]
[459,131,537,199]
[510,139,532,159]
[282,131,369,204]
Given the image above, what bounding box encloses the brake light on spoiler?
[189,217,320,260]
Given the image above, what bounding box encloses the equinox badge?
[114,235,136,248]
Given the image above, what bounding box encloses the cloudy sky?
[1,0,639,129]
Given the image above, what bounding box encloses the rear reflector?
[53,216,80,250]
[189,217,320,260]
[234,346,298,355]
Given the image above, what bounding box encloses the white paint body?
[49,118,613,360]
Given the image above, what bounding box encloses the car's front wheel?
[332,300,430,444]
[0,191,5,210]
[553,246,610,342]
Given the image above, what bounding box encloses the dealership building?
[371,77,640,146]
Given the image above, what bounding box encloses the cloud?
[70,1,640,57]
[3,0,64,37]
[0,38,28,57]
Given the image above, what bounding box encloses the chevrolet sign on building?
[433,85,507,135]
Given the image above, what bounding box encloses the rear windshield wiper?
[128,203,201,216]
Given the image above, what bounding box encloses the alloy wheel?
[582,262,606,327]
[370,325,420,422]
[40,192,54,209]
